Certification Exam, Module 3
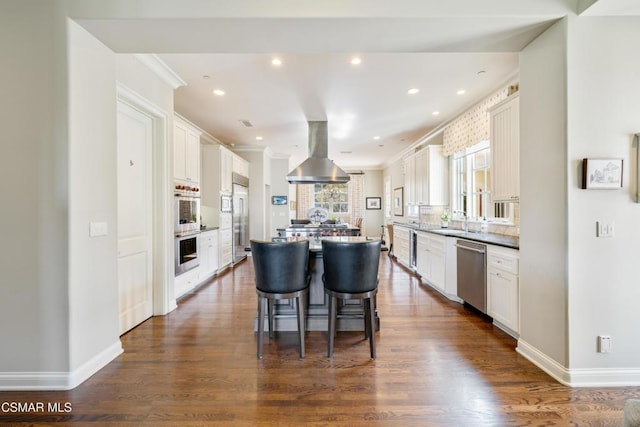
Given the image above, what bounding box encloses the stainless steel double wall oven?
[174,184,201,275]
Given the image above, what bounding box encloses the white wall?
[271,158,292,236]
[236,149,267,240]
[566,17,640,372]
[383,155,407,223]
[0,0,70,374]
[363,169,384,237]
[0,1,176,389]
[68,20,122,372]
[518,18,569,367]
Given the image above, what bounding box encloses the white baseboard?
[517,339,640,387]
[0,340,123,391]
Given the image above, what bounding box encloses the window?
[452,141,512,223]
[314,183,349,214]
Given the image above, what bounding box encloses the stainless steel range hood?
[286,121,350,184]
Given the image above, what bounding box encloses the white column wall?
[518,18,569,367]
[67,20,122,374]
[566,16,640,371]
[0,0,70,374]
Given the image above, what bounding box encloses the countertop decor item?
[441,212,452,228]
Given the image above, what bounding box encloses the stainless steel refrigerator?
[232,173,249,263]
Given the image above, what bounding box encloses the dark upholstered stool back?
[321,240,381,294]
[250,239,311,359]
[251,239,310,293]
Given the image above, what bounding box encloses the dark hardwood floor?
[2,254,639,426]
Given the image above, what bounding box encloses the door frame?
[117,82,177,315]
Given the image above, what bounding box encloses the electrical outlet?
[597,221,615,238]
[598,335,611,353]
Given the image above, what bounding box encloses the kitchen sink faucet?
[455,210,468,232]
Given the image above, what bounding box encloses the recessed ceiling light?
[477,70,486,75]
[432,111,440,116]
[256,136,263,141]
[373,136,381,140]
[407,88,420,95]
[213,89,225,96]
[350,57,361,65]
[271,58,282,66]
[457,89,466,95]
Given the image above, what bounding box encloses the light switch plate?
[90,222,108,237]
[597,221,614,237]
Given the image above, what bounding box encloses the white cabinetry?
[200,229,219,279]
[489,94,519,202]
[487,245,519,336]
[393,225,410,267]
[415,145,448,206]
[220,147,233,194]
[416,232,461,301]
[218,213,233,268]
[416,233,446,293]
[232,154,249,178]
[174,117,201,183]
[175,267,200,299]
[403,145,448,207]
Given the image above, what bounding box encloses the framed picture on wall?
[366,197,381,210]
[272,195,288,205]
[581,158,623,189]
[393,187,403,216]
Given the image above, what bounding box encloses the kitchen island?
[276,224,361,238]
[254,236,380,332]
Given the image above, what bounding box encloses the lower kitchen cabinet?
[416,232,460,302]
[393,225,411,267]
[219,213,232,268]
[487,245,519,336]
[200,229,219,279]
[175,267,200,299]
[416,232,446,293]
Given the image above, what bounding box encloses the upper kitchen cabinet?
[404,145,448,206]
[232,154,249,178]
[201,143,233,208]
[489,94,519,202]
[174,116,201,184]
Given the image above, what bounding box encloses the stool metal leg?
[257,296,265,359]
[296,295,305,358]
[267,299,275,339]
[368,297,376,360]
[364,300,371,340]
[328,295,337,357]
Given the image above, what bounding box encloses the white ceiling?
[75,0,640,169]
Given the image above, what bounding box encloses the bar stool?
[321,239,382,359]
[386,224,394,257]
[250,239,310,359]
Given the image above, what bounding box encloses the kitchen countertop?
[200,226,220,232]
[393,222,519,250]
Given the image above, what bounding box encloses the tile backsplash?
[418,205,519,237]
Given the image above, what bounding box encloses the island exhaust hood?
[286,121,350,184]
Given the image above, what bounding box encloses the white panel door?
[117,101,153,334]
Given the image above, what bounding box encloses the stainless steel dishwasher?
[456,239,487,314]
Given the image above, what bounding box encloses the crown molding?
[134,54,186,89]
